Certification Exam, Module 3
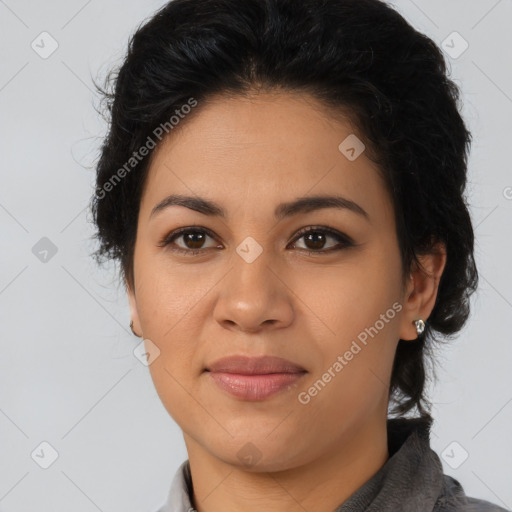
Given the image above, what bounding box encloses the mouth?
[204,355,307,401]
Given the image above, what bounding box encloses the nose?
[212,249,295,334]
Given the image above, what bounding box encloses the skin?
[127,91,447,512]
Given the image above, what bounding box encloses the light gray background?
[1,1,511,511]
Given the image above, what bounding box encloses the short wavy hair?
[90,0,478,420]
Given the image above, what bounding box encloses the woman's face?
[128,92,421,471]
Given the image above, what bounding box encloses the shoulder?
[434,475,510,512]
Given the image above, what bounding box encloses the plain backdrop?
[0,1,511,511]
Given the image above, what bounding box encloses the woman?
[89,0,508,510]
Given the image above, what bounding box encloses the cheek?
[137,269,207,426]
[295,252,401,406]
[300,256,401,344]
[148,361,209,435]
[298,304,400,434]
[134,266,207,412]
[134,254,207,337]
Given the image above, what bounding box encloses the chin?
[204,429,312,473]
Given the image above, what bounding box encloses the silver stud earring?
[414,319,425,336]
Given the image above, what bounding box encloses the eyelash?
[157,225,355,256]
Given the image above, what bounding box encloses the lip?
[206,355,306,374]
[205,355,307,401]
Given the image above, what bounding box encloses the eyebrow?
[149,194,370,221]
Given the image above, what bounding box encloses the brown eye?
[158,227,220,255]
[179,231,208,250]
[290,226,354,254]
[302,231,328,250]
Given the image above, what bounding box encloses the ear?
[399,241,447,341]
[126,277,142,338]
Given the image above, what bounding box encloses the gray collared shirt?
[155,417,509,511]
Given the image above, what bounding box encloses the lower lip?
[207,372,305,401]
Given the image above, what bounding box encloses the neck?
[184,413,389,512]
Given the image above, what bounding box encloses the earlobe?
[398,242,447,341]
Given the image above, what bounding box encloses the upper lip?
[205,355,306,375]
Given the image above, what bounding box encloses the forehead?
[139,92,392,225]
